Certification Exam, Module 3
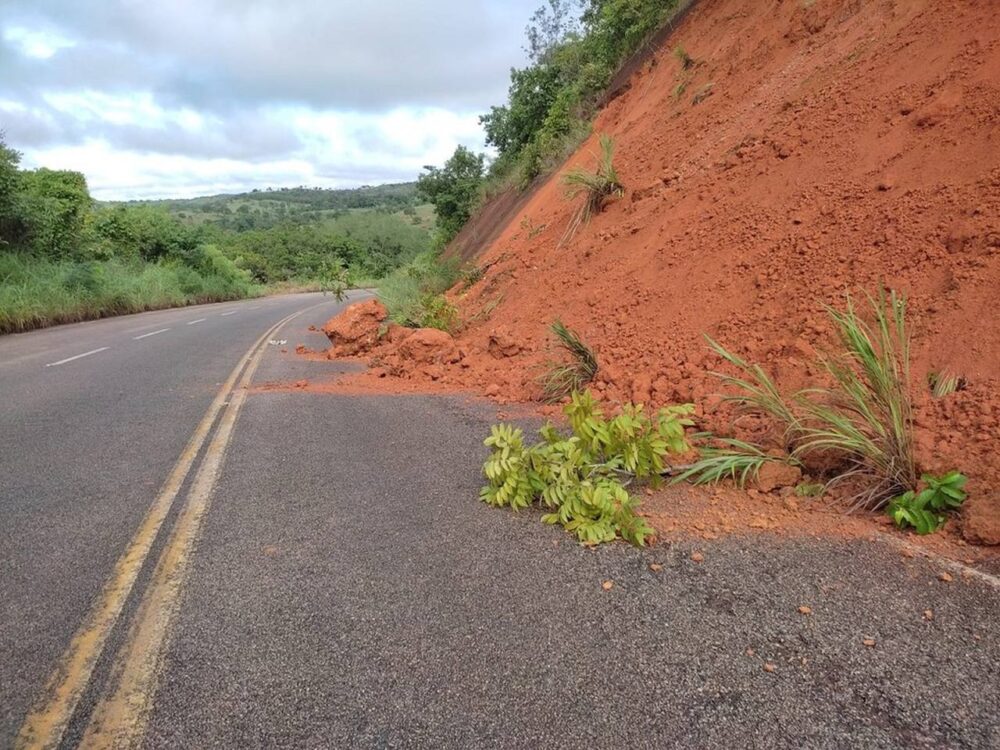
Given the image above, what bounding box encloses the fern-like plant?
[481,390,695,546]
[538,320,599,402]
[562,134,623,242]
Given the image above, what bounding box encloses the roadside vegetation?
[375,1,690,337]
[561,134,623,242]
[480,291,969,544]
[376,252,460,332]
[538,320,599,401]
[482,390,694,546]
[0,135,433,333]
[480,0,686,191]
[677,290,968,534]
[413,0,688,254]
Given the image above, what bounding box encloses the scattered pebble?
[863,638,876,648]
[746,648,756,656]
[764,662,777,673]
[649,563,664,572]
[691,551,705,563]
[798,605,813,616]
[923,609,934,621]
[602,580,614,591]
[938,571,954,583]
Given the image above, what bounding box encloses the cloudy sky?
[0,0,540,199]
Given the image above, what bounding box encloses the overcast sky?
[0,0,540,199]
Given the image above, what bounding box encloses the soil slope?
[321,0,1000,542]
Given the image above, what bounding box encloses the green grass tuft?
[682,290,926,511]
[538,320,599,402]
[561,134,624,243]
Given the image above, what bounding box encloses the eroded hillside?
[317,0,1000,543]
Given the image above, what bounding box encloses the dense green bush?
[481,0,684,187]
[416,146,485,248]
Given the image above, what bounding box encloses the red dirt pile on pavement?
[316,0,1000,544]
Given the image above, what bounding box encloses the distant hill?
[105,182,435,233]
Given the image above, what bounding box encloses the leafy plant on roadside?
[481,390,695,546]
[561,134,624,242]
[887,471,968,534]
[319,261,350,302]
[538,320,599,402]
[679,290,965,521]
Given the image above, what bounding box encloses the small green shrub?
[795,482,826,498]
[319,261,350,302]
[561,134,624,242]
[418,294,459,332]
[538,320,599,402]
[674,45,694,69]
[887,471,968,534]
[481,390,695,546]
[376,252,459,327]
[460,265,485,290]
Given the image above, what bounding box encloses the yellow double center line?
[17,302,327,749]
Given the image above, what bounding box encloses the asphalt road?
[1,295,998,749]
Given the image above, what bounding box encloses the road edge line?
[77,302,327,748]
[14,307,311,750]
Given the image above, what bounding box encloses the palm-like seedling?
[561,134,623,243]
[538,320,599,402]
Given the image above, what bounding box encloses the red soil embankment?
[314,0,1000,543]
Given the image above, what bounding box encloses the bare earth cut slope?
[318,0,1000,544]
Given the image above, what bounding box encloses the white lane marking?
[187,319,206,326]
[220,311,238,317]
[133,328,170,340]
[45,347,110,367]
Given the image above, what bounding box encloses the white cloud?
[3,26,75,59]
[19,104,489,199]
[1,0,541,198]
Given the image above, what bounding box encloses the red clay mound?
[322,299,388,356]
[317,0,1000,542]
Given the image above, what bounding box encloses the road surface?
[1,293,998,749]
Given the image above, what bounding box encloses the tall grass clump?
[681,290,922,510]
[561,134,624,243]
[0,252,257,334]
[538,320,599,402]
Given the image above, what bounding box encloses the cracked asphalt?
[2,298,998,748]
